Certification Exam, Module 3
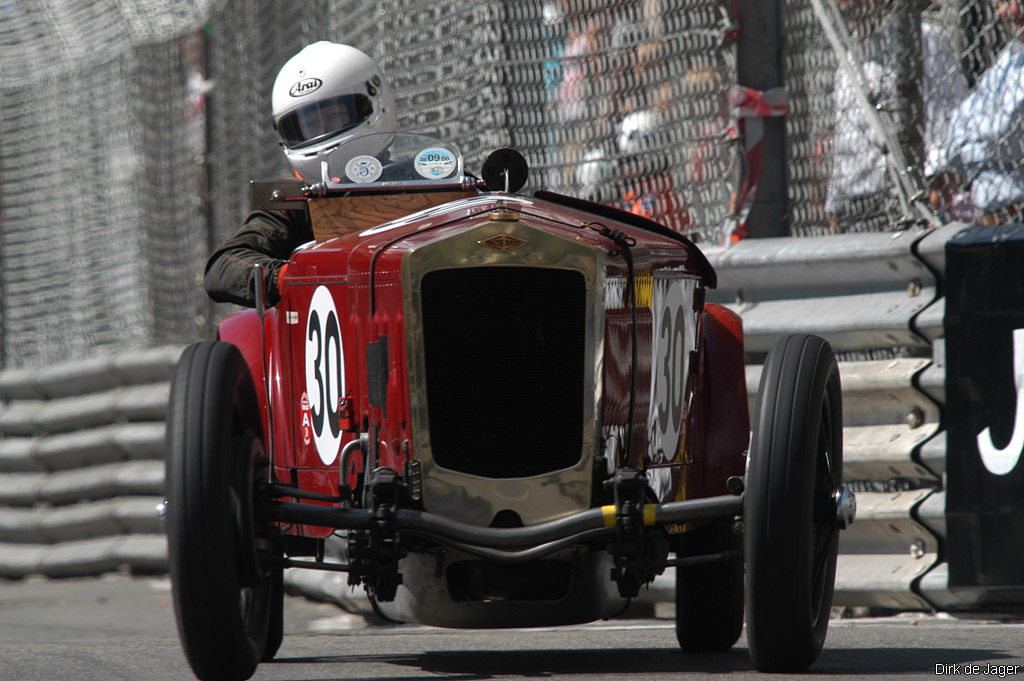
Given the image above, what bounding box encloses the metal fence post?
[737,0,788,238]
[892,0,926,196]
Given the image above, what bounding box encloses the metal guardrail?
[707,223,968,611]
[0,347,181,578]
[0,226,988,611]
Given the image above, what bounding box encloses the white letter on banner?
[977,328,1024,476]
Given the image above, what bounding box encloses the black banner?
[945,224,1024,597]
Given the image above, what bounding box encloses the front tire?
[745,334,843,673]
[166,341,279,681]
[262,560,285,662]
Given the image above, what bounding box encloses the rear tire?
[745,334,843,673]
[166,341,279,681]
[674,519,744,652]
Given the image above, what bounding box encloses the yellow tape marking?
[602,505,658,527]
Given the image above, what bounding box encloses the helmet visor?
[277,93,374,149]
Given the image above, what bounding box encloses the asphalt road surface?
[1,574,1022,681]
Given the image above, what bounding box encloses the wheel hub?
[833,487,856,530]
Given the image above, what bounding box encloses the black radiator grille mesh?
[421,266,586,479]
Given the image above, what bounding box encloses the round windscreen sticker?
[345,155,383,183]
[304,285,346,465]
[413,148,457,179]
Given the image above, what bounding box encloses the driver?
[204,41,397,307]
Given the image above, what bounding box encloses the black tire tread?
[745,334,842,673]
[166,341,274,681]
[675,519,744,653]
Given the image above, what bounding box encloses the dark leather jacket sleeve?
[204,208,314,308]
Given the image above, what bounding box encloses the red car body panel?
[220,192,747,539]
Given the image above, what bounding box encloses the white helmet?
[271,42,397,182]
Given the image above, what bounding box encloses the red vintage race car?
[164,133,856,681]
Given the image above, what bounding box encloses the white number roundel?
[650,280,694,461]
[304,286,345,464]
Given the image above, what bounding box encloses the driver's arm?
[204,208,313,308]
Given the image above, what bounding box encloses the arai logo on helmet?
[289,78,323,97]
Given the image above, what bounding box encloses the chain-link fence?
[2,0,1022,367]
[204,0,737,247]
[785,0,1022,237]
[0,0,217,368]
